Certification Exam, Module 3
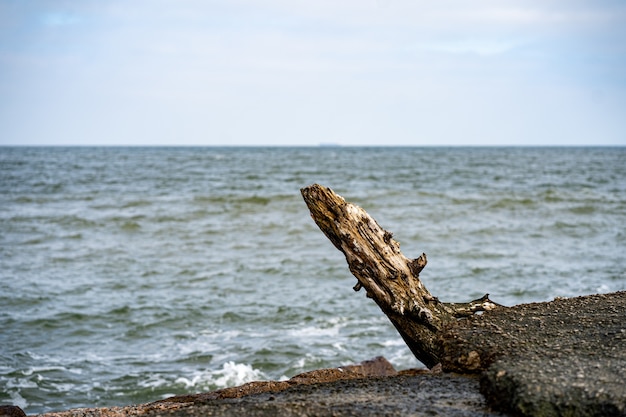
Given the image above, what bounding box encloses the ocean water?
[1,146,624,414]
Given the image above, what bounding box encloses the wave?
[3,146,625,414]
[192,194,294,206]
[175,362,266,390]
[122,200,152,208]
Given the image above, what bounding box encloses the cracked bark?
[301,184,501,368]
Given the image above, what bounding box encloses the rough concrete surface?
[441,291,626,416]
[150,374,505,417]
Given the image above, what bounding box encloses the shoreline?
[25,357,502,417]
[3,292,624,417]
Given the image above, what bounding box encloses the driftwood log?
[301,184,501,368]
[301,184,626,416]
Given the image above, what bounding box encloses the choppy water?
[1,146,625,414]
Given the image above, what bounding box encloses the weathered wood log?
[302,184,626,415]
[301,184,501,368]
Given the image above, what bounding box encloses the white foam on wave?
[5,377,39,389]
[381,339,405,347]
[175,361,265,390]
[332,342,346,352]
[9,391,28,410]
[21,365,69,376]
[212,361,265,387]
[381,338,424,370]
[176,338,221,357]
[138,373,171,390]
[288,317,347,339]
[289,325,339,338]
[291,353,327,372]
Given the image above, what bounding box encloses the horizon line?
[1,144,625,148]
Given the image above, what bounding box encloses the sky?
[0,0,625,146]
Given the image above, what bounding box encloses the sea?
[1,146,625,414]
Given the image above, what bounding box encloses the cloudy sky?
[1,1,625,146]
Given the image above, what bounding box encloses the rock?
[149,373,504,417]
[156,356,398,403]
[34,357,504,417]
[0,406,27,417]
[35,357,413,417]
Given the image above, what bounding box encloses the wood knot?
[409,253,427,276]
[411,305,434,323]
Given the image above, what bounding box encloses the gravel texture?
[150,373,505,417]
[441,291,626,416]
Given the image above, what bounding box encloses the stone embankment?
[21,357,502,417]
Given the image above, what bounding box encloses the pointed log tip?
[300,183,325,195]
